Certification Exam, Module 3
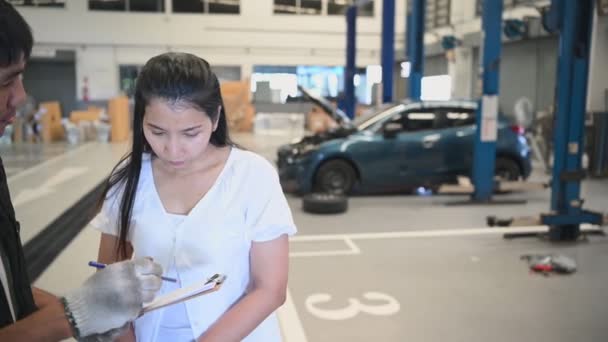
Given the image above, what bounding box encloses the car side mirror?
[383,122,402,138]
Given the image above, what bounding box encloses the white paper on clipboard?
[141,274,226,314]
[481,95,498,142]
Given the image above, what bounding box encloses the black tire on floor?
[302,193,348,214]
[495,157,521,181]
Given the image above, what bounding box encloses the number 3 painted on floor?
[305,292,400,320]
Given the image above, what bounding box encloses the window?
[328,0,374,17]
[89,0,165,12]
[119,65,142,98]
[440,109,476,128]
[407,0,450,29]
[173,0,240,14]
[208,0,240,14]
[173,0,203,13]
[300,0,322,15]
[130,0,164,12]
[89,0,125,11]
[387,110,436,132]
[8,0,65,7]
[274,0,321,15]
[403,111,436,131]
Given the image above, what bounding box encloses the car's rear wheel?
[314,159,356,194]
[495,157,521,181]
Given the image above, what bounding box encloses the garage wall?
[472,37,559,118]
[16,1,549,102]
[394,54,448,100]
[588,10,608,113]
[23,53,77,116]
[18,0,404,101]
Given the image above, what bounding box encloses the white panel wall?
[16,1,548,101]
[587,11,608,112]
[447,0,476,98]
[76,47,118,100]
[18,1,399,100]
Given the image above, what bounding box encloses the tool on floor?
[520,254,577,276]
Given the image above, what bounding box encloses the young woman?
[93,52,296,341]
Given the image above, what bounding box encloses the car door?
[346,108,416,191]
[396,109,445,186]
[365,108,442,190]
[435,108,477,176]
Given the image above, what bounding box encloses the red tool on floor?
[520,254,577,276]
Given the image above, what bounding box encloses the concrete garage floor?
[233,132,608,342]
[288,235,608,342]
[0,142,81,177]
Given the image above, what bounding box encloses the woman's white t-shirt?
[91,148,297,342]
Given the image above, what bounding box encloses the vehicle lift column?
[381,0,395,103]
[540,0,603,240]
[472,0,503,202]
[344,5,357,119]
[406,0,425,100]
[497,0,604,240]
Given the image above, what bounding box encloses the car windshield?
[352,103,405,130]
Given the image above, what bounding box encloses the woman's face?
[143,98,218,171]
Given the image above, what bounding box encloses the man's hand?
[62,258,162,338]
[32,287,58,308]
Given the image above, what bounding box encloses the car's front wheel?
[495,157,521,181]
[314,159,356,194]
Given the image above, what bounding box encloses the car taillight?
[510,125,525,135]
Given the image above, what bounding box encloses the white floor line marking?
[7,143,95,185]
[290,249,359,258]
[344,237,361,254]
[290,237,362,258]
[278,289,308,342]
[290,224,603,242]
[13,167,89,207]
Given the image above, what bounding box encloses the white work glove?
[62,258,162,339]
[78,323,130,342]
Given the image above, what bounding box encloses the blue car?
[277,88,532,194]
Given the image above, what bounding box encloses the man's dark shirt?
[0,157,36,328]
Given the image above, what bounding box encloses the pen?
[88,261,177,283]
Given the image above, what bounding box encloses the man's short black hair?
[0,0,34,67]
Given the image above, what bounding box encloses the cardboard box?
[69,107,103,124]
[108,96,130,142]
[221,80,255,132]
[40,101,64,142]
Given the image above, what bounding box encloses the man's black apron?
[0,157,36,328]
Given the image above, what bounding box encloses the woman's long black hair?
[100,52,235,259]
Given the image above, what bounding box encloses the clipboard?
[141,274,226,314]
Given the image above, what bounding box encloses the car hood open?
[298,85,353,129]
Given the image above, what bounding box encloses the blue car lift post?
[344,0,395,119]
[406,0,425,100]
[502,0,604,240]
[381,0,395,103]
[344,5,357,119]
[446,0,526,206]
[472,0,502,203]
